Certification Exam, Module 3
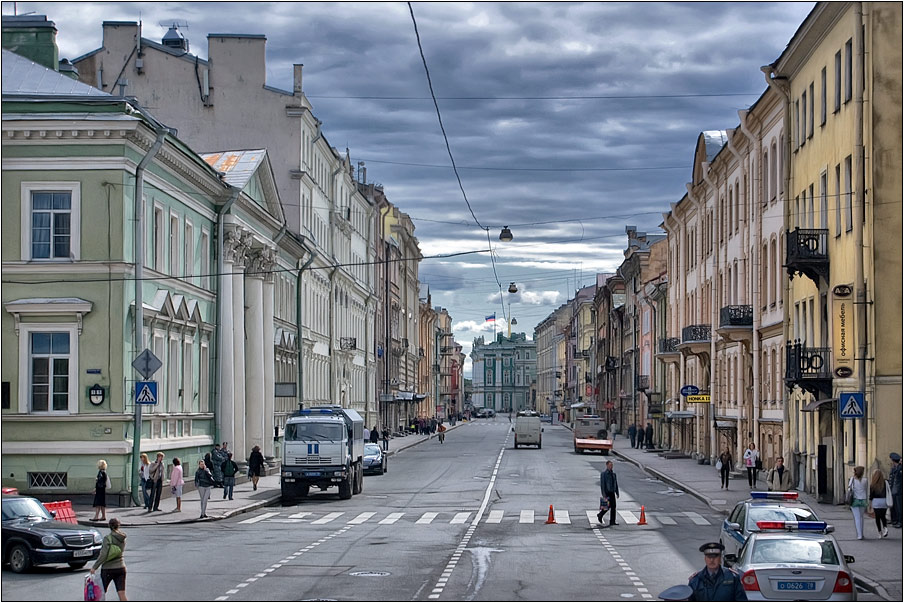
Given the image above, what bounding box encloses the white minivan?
[512,411,543,448]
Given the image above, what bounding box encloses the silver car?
[720,491,819,557]
[724,521,856,601]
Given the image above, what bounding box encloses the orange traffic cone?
[545,504,557,524]
[637,505,648,526]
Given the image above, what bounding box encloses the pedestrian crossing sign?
[838,392,865,419]
[135,381,158,405]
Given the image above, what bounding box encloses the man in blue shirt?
[688,542,746,601]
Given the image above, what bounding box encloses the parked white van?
[512,411,543,448]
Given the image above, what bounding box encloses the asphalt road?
[0,421,884,601]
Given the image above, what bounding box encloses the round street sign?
[680,385,699,396]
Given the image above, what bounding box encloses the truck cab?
[280,406,364,501]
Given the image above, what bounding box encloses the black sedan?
[363,443,388,475]
[2,495,102,573]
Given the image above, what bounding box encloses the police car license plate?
[777,581,816,591]
[304,471,322,477]
[73,549,92,558]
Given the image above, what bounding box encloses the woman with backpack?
[91,518,127,600]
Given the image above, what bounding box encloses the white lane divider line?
[486,510,504,523]
[451,512,470,524]
[417,512,439,524]
[312,512,344,524]
[684,511,711,525]
[348,512,376,524]
[428,436,509,599]
[379,512,404,524]
[594,526,652,601]
[238,511,280,524]
[519,509,534,523]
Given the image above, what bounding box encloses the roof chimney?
[161,24,189,52]
[293,63,303,94]
[2,14,59,70]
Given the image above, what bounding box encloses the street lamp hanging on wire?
[499,226,513,242]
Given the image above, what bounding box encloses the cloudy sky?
[8,1,814,375]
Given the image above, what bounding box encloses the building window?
[834,50,842,112]
[200,229,210,289]
[794,100,800,149]
[169,214,179,276]
[28,472,67,489]
[153,205,164,270]
[184,221,194,283]
[819,172,828,230]
[800,90,807,146]
[820,67,827,125]
[808,82,815,138]
[844,155,853,231]
[835,164,842,236]
[844,39,853,103]
[29,332,71,413]
[20,183,80,261]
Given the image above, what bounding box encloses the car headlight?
[93,532,103,545]
[41,534,63,547]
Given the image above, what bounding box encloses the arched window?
[770,141,778,201]
[763,150,770,206]
[770,238,778,306]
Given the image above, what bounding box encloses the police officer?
[687,542,746,601]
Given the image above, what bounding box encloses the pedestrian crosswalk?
[237,508,716,527]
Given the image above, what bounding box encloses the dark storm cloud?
[17,0,815,353]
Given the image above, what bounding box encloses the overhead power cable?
[306,92,762,101]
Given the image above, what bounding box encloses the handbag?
[105,474,112,489]
[845,478,854,506]
[599,497,610,513]
[887,480,895,508]
[755,458,763,471]
[715,460,723,471]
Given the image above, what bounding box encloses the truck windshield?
[285,422,343,441]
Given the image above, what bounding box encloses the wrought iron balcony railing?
[636,375,650,391]
[719,305,753,327]
[681,324,711,343]
[658,337,680,354]
[786,228,829,284]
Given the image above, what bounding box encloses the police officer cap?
[891,452,901,462]
[699,542,725,555]
[659,585,694,601]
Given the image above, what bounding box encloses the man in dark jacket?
[890,452,902,527]
[628,423,637,449]
[598,460,620,526]
[645,423,654,449]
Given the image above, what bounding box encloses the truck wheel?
[574,445,580,453]
[339,474,352,500]
[602,449,610,456]
[538,438,542,449]
[358,465,364,494]
[514,438,518,449]
[298,485,309,498]
[352,467,361,495]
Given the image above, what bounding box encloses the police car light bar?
[750,491,799,500]
[756,520,828,531]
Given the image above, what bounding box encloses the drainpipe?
[296,248,316,410]
[853,3,867,466]
[702,162,719,462]
[738,111,764,462]
[129,122,167,506]
[761,63,795,483]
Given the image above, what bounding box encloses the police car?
[720,491,820,557]
[724,520,856,601]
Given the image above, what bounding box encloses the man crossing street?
[597,460,619,526]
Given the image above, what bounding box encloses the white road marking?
[684,511,711,525]
[554,509,571,524]
[486,510,504,523]
[348,512,376,524]
[379,512,404,524]
[657,514,677,525]
[451,512,470,524]
[519,509,534,523]
[238,511,279,524]
[618,510,638,524]
[417,512,438,524]
[312,512,344,524]
[586,510,604,525]
[288,511,311,520]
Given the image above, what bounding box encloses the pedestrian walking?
[170,457,184,512]
[248,445,265,491]
[382,425,390,451]
[370,425,380,445]
[628,423,637,448]
[868,468,891,538]
[92,460,109,521]
[91,518,128,601]
[364,426,370,441]
[147,452,165,512]
[438,422,446,444]
[766,456,793,491]
[718,447,733,489]
[194,459,215,519]
[210,443,227,488]
[687,542,746,601]
[848,465,869,539]
[597,460,620,526]
[138,453,151,509]
[221,452,239,500]
[610,421,618,439]
[889,452,902,527]
[743,442,759,488]
[636,423,645,449]
[645,423,654,449]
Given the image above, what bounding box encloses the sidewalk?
[75,423,460,528]
[612,442,901,601]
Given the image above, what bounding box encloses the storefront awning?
[395,392,414,401]
[665,411,696,420]
[414,393,428,401]
[801,398,836,412]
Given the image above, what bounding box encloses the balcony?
[636,375,650,391]
[786,228,829,286]
[440,346,454,356]
[679,324,711,359]
[656,337,680,362]
[717,305,753,342]
[785,340,833,399]
[604,356,619,371]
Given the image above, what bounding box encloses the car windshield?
[364,444,381,455]
[747,506,818,527]
[1,497,53,521]
[284,422,344,441]
[751,538,839,565]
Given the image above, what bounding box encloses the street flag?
[485,314,496,322]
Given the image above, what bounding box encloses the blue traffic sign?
[839,392,865,419]
[135,381,158,405]
[680,385,700,397]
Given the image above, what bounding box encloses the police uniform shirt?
[688,565,746,601]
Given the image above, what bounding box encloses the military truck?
[280,406,365,501]
[573,414,613,455]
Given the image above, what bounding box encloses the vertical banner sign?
[832,285,854,378]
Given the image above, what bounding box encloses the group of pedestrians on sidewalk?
[848,452,903,540]
[626,422,654,449]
